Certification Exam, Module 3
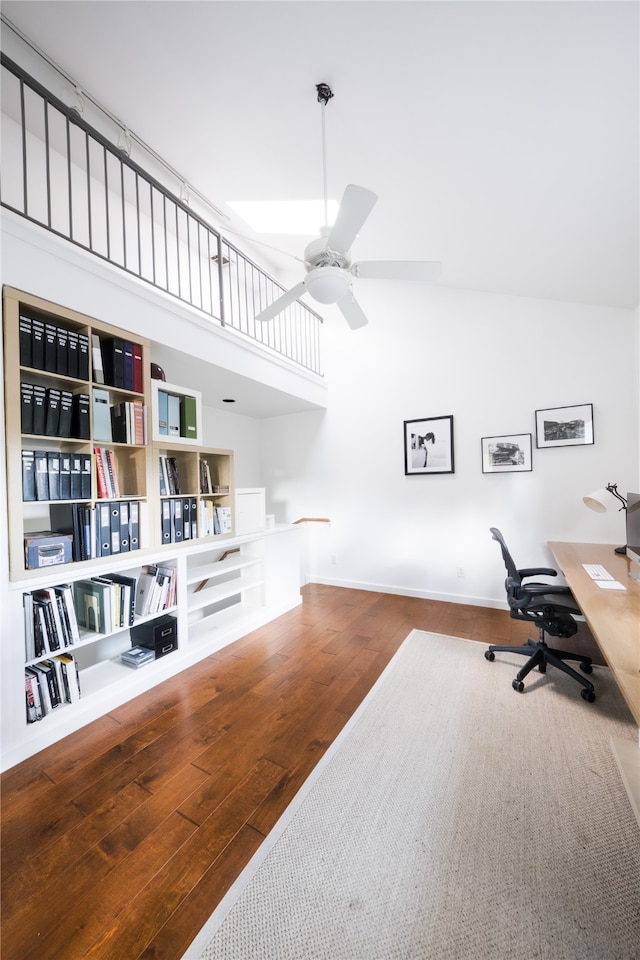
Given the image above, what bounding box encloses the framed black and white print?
[481,433,532,473]
[404,416,454,475]
[535,403,594,448]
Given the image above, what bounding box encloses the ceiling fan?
[254,83,442,330]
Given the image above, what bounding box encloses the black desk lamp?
[583,483,627,555]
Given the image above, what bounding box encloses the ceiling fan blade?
[327,185,377,254]
[337,291,369,330]
[254,281,307,323]
[352,260,442,282]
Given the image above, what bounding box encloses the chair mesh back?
[490,527,520,584]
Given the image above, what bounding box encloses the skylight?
[226,199,339,235]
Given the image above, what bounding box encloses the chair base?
[485,637,596,701]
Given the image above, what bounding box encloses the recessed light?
[226,199,339,235]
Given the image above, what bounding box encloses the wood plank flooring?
[1,585,603,960]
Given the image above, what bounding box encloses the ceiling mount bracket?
[316,83,333,105]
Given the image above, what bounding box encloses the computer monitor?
[625,492,640,582]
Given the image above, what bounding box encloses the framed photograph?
[481,433,532,473]
[535,403,594,448]
[404,415,454,475]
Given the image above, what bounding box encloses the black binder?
[72,394,90,440]
[22,449,36,501]
[70,455,82,499]
[80,453,92,499]
[190,496,198,539]
[31,319,45,370]
[44,324,57,373]
[129,501,140,550]
[172,499,183,542]
[34,450,50,500]
[32,385,47,435]
[58,391,74,439]
[183,498,191,541]
[110,504,122,554]
[44,388,61,437]
[47,450,61,500]
[19,315,32,367]
[97,501,111,557]
[56,326,68,376]
[119,500,130,552]
[101,337,125,388]
[123,341,134,391]
[77,333,90,381]
[59,452,71,500]
[20,382,34,435]
[66,330,79,378]
[161,498,171,542]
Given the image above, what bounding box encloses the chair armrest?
[518,567,558,578]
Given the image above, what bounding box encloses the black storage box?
[130,614,177,659]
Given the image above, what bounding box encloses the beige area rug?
[182,631,640,960]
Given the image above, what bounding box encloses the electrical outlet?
[457,567,465,578]
[330,554,337,565]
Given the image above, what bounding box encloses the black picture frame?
[535,403,594,448]
[481,433,532,473]
[404,416,454,475]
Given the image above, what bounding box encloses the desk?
[549,542,640,823]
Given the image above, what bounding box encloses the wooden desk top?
[549,542,640,727]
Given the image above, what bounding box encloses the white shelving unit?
[2,287,303,773]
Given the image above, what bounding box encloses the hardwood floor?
[1,585,603,960]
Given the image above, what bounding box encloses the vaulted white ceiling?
[2,0,639,313]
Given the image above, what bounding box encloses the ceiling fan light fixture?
[305,266,351,304]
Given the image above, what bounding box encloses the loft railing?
[0,55,323,376]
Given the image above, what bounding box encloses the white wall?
[260,281,639,606]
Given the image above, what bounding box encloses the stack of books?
[121,646,154,669]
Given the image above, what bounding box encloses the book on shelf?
[31,317,45,369]
[59,452,71,500]
[94,447,121,499]
[157,389,169,436]
[55,653,81,703]
[25,670,43,722]
[134,563,176,617]
[101,572,137,627]
[34,449,49,500]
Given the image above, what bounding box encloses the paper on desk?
[595,580,626,591]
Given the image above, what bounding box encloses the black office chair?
[485,528,596,701]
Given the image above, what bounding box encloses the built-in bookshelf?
[2,286,302,771]
[3,287,153,581]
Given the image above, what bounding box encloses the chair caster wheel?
[580,688,596,702]
[580,662,592,674]
[484,650,495,661]
[512,679,524,692]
